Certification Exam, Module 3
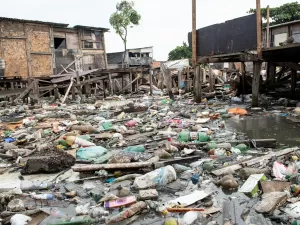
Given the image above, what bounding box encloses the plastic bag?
[134,165,176,189]
[273,161,295,180]
[76,146,112,163]
[10,214,32,225]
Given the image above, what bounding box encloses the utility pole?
[192,0,197,66]
[252,0,262,107]
[192,0,201,103]
[266,5,270,48]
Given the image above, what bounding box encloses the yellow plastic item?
[64,136,76,146]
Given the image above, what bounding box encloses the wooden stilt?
[291,69,297,98]
[267,62,276,86]
[194,65,202,103]
[54,87,59,100]
[166,69,174,100]
[122,75,124,94]
[130,70,133,93]
[150,70,153,95]
[241,62,246,95]
[252,61,262,107]
[108,73,113,95]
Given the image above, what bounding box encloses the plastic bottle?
[125,120,137,127]
[31,193,55,200]
[235,144,248,153]
[63,136,95,147]
[48,215,101,225]
[206,142,232,150]
[178,132,210,142]
[123,145,145,153]
[21,180,54,191]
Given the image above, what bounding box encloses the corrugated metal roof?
[0,17,109,31]
[267,19,300,29]
[73,25,109,31]
[0,17,68,27]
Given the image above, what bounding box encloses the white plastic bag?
[273,161,295,180]
[134,165,176,189]
[10,214,31,225]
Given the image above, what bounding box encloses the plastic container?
[125,120,137,127]
[123,145,145,153]
[206,142,231,150]
[21,180,54,191]
[47,215,100,225]
[31,193,54,200]
[104,196,137,208]
[64,136,95,147]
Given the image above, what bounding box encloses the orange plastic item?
[228,108,248,115]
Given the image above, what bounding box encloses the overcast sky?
[0,0,294,60]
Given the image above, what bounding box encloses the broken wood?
[154,155,204,169]
[61,79,74,104]
[167,208,204,212]
[260,181,291,193]
[212,147,299,176]
[72,162,152,172]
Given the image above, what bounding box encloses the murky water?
[227,113,300,147]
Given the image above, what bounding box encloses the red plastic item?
[125,120,137,127]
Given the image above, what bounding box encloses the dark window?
[54,38,66,49]
[129,52,140,57]
[84,30,92,38]
[84,41,93,49]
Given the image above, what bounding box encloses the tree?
[168,42,192,61]
[110,1,141,67]
[248,2,300,26]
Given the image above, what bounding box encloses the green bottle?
[48,215,101,225]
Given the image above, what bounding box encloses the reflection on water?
[227,114,300,146]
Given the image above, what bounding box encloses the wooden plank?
[212,147,299,176]
[72,162,152,172]
[154,156,203,169]
[61,79,74,104]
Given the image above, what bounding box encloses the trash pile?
[1,95,300,225]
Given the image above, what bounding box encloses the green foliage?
[248,2,300,26]
[168,42,192,61]
[109,1,141,44]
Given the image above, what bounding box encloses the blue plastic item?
[4,137,15,143]
[191,173,200,185]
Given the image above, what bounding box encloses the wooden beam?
[192,0,197,65]
[108,73,113,95]
[266,5,270,48]
[256,0,262,57]
[276,62,300,71]
[62,79,74,103]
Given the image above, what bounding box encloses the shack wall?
[0,20,53,78]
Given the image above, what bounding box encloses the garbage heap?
[0,95,300,225]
